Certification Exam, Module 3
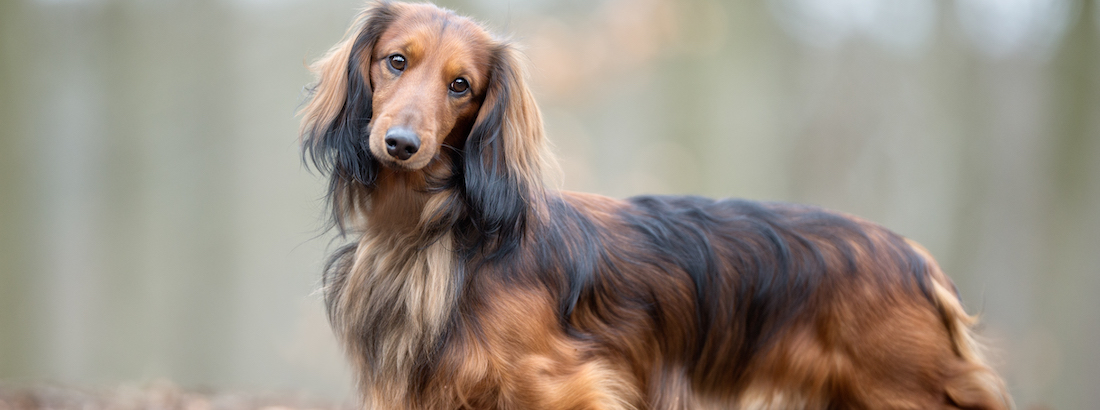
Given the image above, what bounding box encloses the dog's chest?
[332,233,459,388]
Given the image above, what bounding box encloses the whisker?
[440,142,461,153]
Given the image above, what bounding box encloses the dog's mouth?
[373,146,436,172]
[378,156,426,172]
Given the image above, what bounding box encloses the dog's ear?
[300,2,399,233]
[461,45,549,255]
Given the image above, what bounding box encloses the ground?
[0,382,350,410]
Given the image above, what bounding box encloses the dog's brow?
[383,28,429,61]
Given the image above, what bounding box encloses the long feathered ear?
[461,45,550,256]
[300,2,399,234]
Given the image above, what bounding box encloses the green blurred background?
[1,0,1098,408]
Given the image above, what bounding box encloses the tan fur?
[910,239,1014,410]
[334,228,456,407]
[299,11,368,147]
[447,288,641,409]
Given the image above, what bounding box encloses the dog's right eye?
[449,78,469,94]
[388,54,406,72]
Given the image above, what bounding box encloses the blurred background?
[1,0,1097,408]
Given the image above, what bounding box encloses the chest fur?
[328,232,458,401]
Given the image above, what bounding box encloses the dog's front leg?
[447,286,641,410]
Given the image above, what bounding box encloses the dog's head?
[301,1,548,244]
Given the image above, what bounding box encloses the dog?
[299,2,1011,409]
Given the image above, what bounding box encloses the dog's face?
[365,5,494,171]
[302,1,549,236]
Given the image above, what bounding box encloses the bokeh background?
[1,0,1098,408]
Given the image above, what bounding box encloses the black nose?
[384,127,421,161]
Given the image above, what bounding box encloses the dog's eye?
[388,54,406,71]
[449,78,469,94]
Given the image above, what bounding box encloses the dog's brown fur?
[300,2,1012,409]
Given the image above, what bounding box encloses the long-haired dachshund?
[299,2,1011,409]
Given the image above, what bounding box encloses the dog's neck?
[363,169,431,239]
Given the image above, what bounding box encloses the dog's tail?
[909,240,1013,410]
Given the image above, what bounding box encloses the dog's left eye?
[388,54,406,72]
[449,78,469,94]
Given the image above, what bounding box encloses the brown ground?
[0,382,352,410]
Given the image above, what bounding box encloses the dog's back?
[542,194,1011,409]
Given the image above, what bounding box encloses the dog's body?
[300,2,1011,409]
